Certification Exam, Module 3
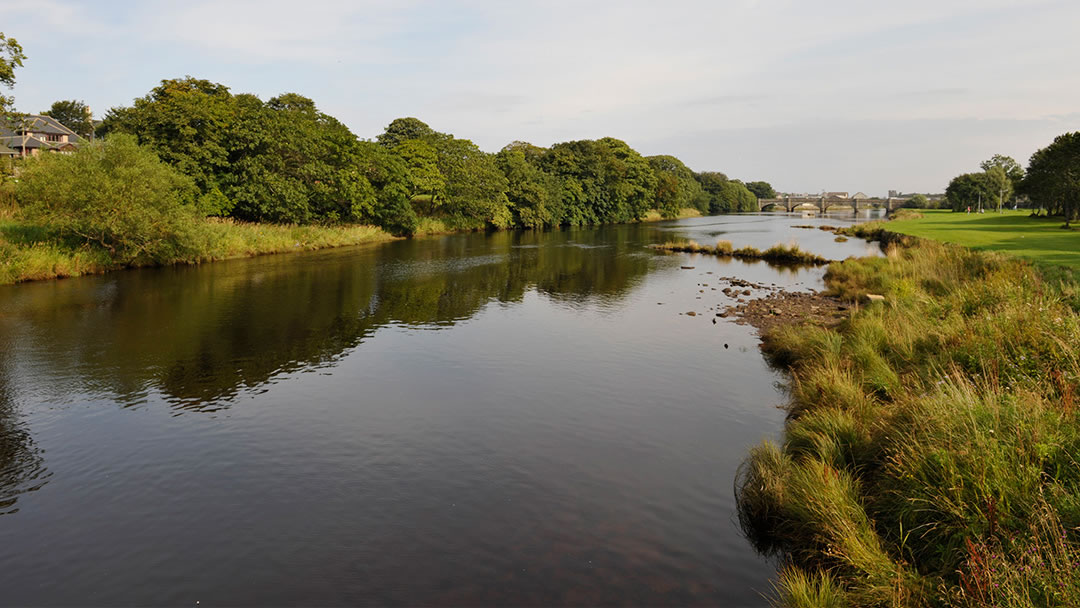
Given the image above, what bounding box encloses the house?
[851,192,869,200]
[824,191,850,199]
[0,114,81,157]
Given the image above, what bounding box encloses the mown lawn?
[887,208,1080,269]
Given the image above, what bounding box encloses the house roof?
[0,114,79,138]
[0,142,15,156]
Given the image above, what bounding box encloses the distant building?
[851,192,869,200]
[0,115,81,157]
[824,192,849,199]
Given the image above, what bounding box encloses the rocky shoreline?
[673,269,852,334]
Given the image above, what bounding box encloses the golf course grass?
[887,208,1080,270]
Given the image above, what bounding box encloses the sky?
[5,0,1080,195]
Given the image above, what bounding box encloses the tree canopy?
[1022,132,1080,224]
[0,32,25,114]
[744,180,777,200]
[88,77,768,234]
[42,100,94,139]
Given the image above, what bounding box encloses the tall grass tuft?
[738,236,1080,606]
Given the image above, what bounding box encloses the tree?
[377,117,441,148]
[496,144,559,228]
[647,155,704,218]
[983,165,1012,213]
[393,139,445,212]
[744,180,777,200]
[980,154,1024,194]
[42,99,94,139]
[1022,132,1080,225]
[0,33,26,114]
[945,173,986,212]
[719,180,758,212]
[15,134,202,262]
[905,193,930,209]
[99,77,236,195]
[433,137,511,228]
[694,171,733,214]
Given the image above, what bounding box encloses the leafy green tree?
[694,171,734,214]
[945,172,987,212]
[1022,132,1080,225]
[356,141,418,235]
[719,180,758,212]
[980,154,1024,194]
[983,165,1012,212]
[393,139,445,212]
[434,137,511,228]
[15,134,202,262]
[377,117,441,148]
[99,77,235,195]
[0,33,26,114]
[744,180,777,200]
[42,99,94,139]
[496,144,559,228]
[647,155,704,218]
[905,193,930,209]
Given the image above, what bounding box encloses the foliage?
[983,165,1013,212]
[496,143,560,228]
[905,193,930,209]
[980,153,1025,191]
[648,155,705,217]
[0,32,25,113]
[95,77,767,233]
[745,180,777,200]
[15,134,202,263]
[1022,132,1080,225]
[42,99,94,139]
[738,237,1080,606]
[945,172,987,212]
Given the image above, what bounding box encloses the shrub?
[15,133,203,263]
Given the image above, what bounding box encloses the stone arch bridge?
[757,196,906,212]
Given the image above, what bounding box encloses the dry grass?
[653,239,831,265]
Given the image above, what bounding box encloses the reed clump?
[738,237,1080,607]
[654,240,831,265]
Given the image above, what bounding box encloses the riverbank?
[734,235,1080,606]
[0,215,397,285]
[0,204,709,286]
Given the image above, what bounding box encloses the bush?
[15,134,203,263]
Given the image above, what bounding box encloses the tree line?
[77,77,770,235]
[946,134,1080,224]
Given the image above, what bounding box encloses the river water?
[0,212,882,606]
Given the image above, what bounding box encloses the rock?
[681,266,695,270]
[742,289,751,295]
[770,308,782,315]
[724,343,729,349]
[686,311,697,316]
[865,294,885,302]
[712,318,716,324]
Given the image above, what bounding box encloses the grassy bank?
[886,209,1080,270]
[0,216,395,285]
[654,239,830,265]
[738,237,1080,606]
[641,207,703,222]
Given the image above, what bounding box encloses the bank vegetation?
[737,235,1080,607]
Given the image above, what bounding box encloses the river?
[0,211,882,606]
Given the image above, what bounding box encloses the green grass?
[887,208,1080,269]
[641,208,703,222]
[738,238,1080,607]
[0,216,396,285]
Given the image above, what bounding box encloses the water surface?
[0,211,881,606]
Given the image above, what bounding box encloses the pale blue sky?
[6,0,1079,195]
